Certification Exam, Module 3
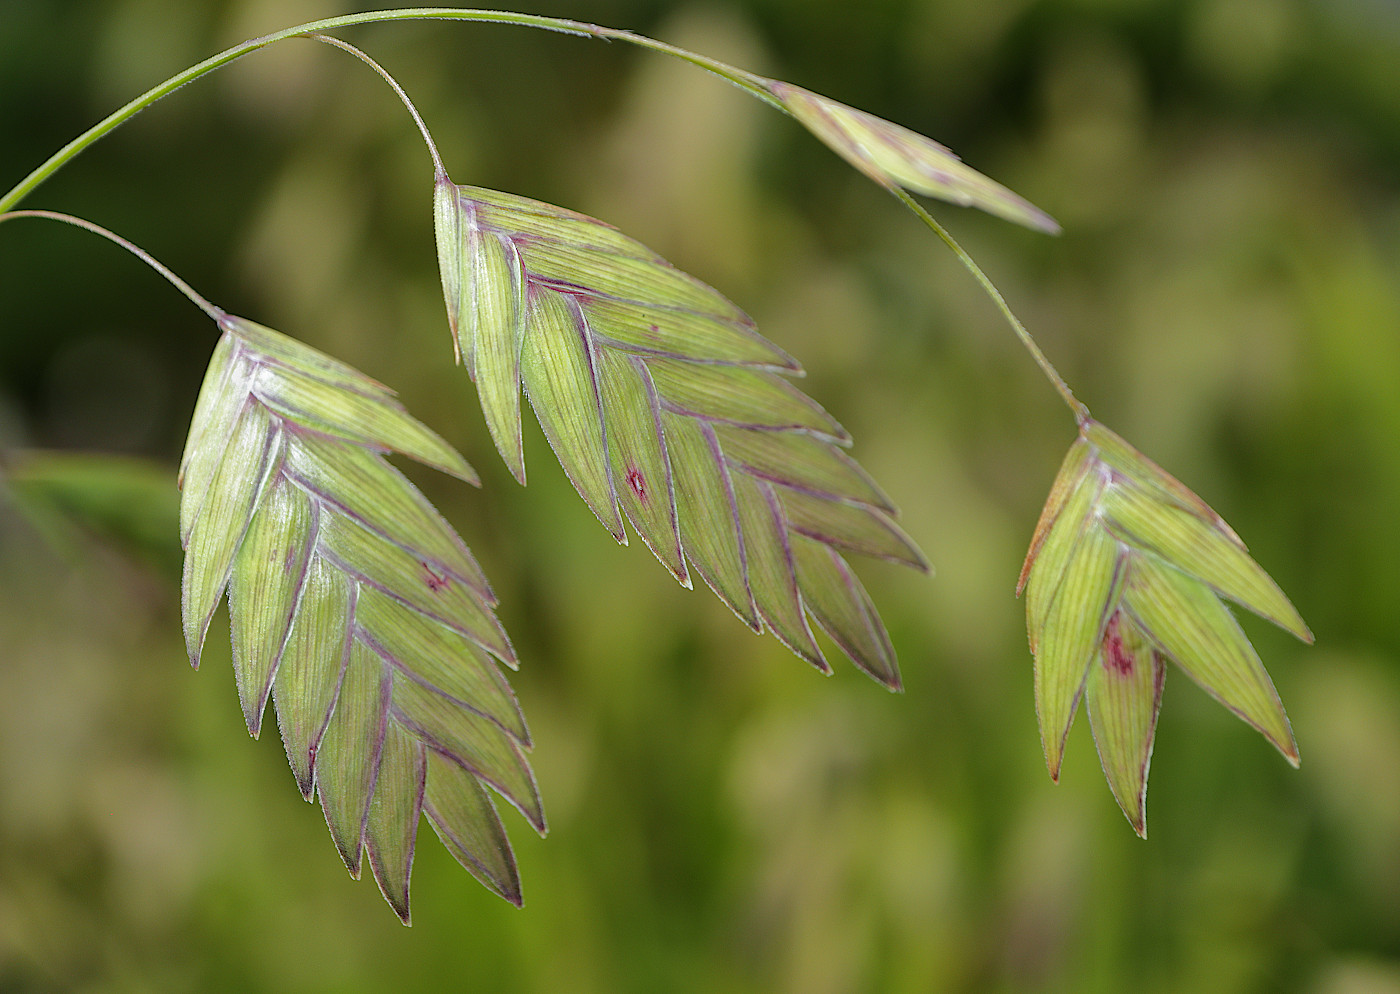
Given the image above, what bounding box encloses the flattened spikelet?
[1021,420,1310,835]
[180,316,537,922]
[435,178,930,686]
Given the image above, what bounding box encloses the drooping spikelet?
[758,78,1060,234]
[1020,419,1312,835]
[435,179,930,688]
[180,315,537,921]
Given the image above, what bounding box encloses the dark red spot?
[1102,614,1134,676]
[421,562,449,593]
[625,466,648,503]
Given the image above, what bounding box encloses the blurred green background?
[2,0,1399,991]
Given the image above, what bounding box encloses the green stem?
[588,27,782,110]
[0,8,781,213]
[893,189,1089,424]
[0,210,224,321]
[1,4,1079,424]
[309,33,445,175]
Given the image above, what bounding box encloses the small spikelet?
[435,178,930,687]
[179,315,538,922]
[758,79,1061,234]
[1020,419,1312,835]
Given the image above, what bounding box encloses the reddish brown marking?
[626,466,648,504]
[1101,614,1134,676]
[421,561,449,593]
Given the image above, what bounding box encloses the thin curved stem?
[0,8,783,213]
[308,34,444,176]
[0,210,224,322]
[1,5,1084,425]
[893,189,1089,424]
[588,27,782,110]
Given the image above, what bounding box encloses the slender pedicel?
[0,9,1069,418]
[0,8,779,214]
[308,33,445,176]
[892,190,1088,422]
[0,210,223,322]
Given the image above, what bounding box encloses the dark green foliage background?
[2,0,1398,990]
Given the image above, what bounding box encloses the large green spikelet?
[1019,420,1312,835]
[179,315,539,921]
[434,178,930,688]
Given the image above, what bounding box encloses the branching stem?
[0,210,224,322]
[0,7,1082,421]
[0,8,782,214]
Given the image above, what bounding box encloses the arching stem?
[0,8,787,214]
[1,7,1084,423]
[0,210,224,322]
[308,34,445,176]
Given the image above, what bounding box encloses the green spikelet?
[435,177,930,687]
[179,315,539,922]
[1020,420,1311,835]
